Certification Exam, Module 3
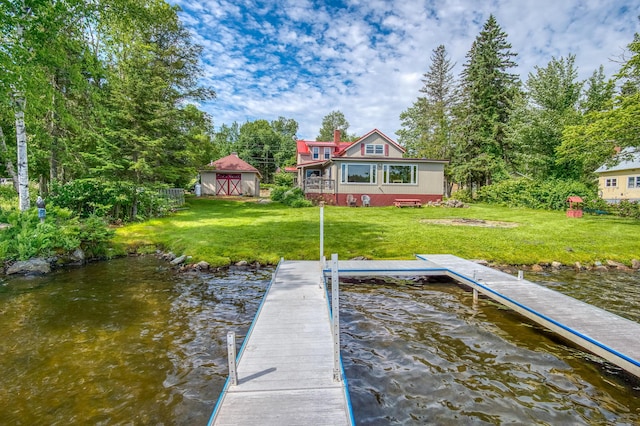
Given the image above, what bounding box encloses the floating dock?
[210,254,640,424]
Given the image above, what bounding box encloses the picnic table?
[394,198,422,208]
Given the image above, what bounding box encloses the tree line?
[2,3,638,221]
[397,14,640,199]
[1,0,216,216]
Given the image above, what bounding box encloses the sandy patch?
[420,218,519,228]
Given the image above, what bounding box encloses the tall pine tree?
[453,15,520,189]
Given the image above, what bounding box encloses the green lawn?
[114,196,640,268]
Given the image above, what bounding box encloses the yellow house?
[595,148,640,203]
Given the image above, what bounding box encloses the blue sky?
[169,0,639,140]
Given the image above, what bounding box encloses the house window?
[365,144,384,155]
[312,147,319,160]
[324,147,331,160]
[605,178,617,187]
[341,163,377,184]
[384,164,417,184]
[628,176,640,188]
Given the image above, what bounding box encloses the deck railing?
[304,178,335,194]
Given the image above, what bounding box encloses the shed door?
[216,173,242,195]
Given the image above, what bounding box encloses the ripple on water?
[340,278,640,425]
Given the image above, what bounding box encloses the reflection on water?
[0,258,639,425]
[0,257,270,425]
[340,275,640,425]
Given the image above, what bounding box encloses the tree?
[557,24,640,178]
[580,65,615,113]
[507,56,583,179]
[398,45,457,159]
[237,120,282,183]
[452,15,520,189]
[316,110,356,141]
[91,0,215,188]
[270,116,298,168]
[397,45,457,195]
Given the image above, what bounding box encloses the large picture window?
[341,163,377,184]
[383,164,417,184]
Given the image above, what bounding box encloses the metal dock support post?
[319,202,325,261]
[331,253,342,382]
[227,331,238,386]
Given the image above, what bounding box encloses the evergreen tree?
[398,45,457,159]
[453,15,520,189]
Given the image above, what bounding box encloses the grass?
[113,196,640,268]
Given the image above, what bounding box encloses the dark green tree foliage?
[508,56,583,179]
[95,0,214,188]
[270,116,298,168]
[580,66,615,113]
[398,45,457,159]
[453,15,520,188]
[316,110,356,141]
[0,0,215,216]
[558,24,640,178]
[211,118,298,183]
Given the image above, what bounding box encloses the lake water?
[0,257,638,424]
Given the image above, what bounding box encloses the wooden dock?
[209,254,640,424]
[208,260,354,426]
[328,254,640,379]
[418,254,640,379]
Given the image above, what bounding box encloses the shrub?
[270,186,311,207]
[48,179,174,222]
[270,186,288,202]
[477,178,595,211]
[273,172,294,187]
[0,207,114,261]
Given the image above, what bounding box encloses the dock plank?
[209,260,353,426]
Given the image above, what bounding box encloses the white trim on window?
[365,144,384,155]
[324,147,331,160]
[627,176,640,188]
[383,164,417,184]
[312,146,319,160]
[605,178,618,187]
[340,163,377,184]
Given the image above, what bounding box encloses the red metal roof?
[203,153,261,177]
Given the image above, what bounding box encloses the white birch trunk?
[15,101,30,211]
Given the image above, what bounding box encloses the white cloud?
[171,0,640,140]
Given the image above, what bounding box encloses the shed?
[199,153,261,197]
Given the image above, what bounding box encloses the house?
[295,129,448,206]
[199,153,261,197]
[595,147,640,203]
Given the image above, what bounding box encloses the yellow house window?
[628,176,640,188]
[605,178,617,187]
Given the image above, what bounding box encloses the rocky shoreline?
[5,247,639,276]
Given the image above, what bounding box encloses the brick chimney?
[333,129,340,145]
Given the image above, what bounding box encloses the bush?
[477,178,596,210]
[48,179,174,222]
[270,186,312,207]
[273,172,294,187]
[0,207,114,261]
